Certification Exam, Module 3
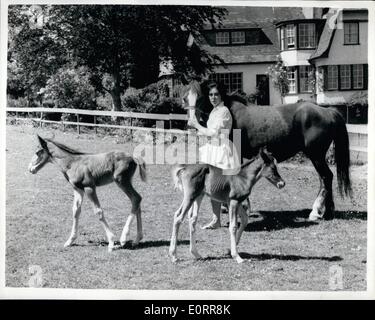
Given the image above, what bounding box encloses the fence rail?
[6,107,367,155]
[6,106,190,135]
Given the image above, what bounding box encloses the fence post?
[130,117,133,140]
[94,115,97,134]
[76,113,80,134]
[40,112,43,128]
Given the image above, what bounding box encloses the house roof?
[309,10,337,61]
[200,6,305,65]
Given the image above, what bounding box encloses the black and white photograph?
[1,0,374,299]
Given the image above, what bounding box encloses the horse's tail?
[332,109,352,198]
[172,165,186,191]
[133,156,147,182]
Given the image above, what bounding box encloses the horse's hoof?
[308,211,322,221]
[201,222,221,230]
[64,240,73,248]
[171,256,179,264]
[235,256,244,264]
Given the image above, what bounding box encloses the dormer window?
[216,32,230,45]
[279,21,319,50]
[231,31,245,44]
[299,23,316,48]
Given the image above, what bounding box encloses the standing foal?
[170,148,285,263]
[28,135,146,251]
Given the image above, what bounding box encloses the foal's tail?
[134,156,147,182]
[332,109,352,198]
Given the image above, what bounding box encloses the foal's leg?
[236,203,248,245]
[64,188,84,247]
[116,180,143,247]
[189,195,204,260]
[201,199,221,229]
[169,195,195,263]
[85,187,116,252]
[228,199,243,263]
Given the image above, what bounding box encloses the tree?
[8,5,68,103]
[45,5,226,111]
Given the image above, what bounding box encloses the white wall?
[280,49,315,66]
[315,21,368,66]
[213,63,282,105]
[316,90,366,105]
[284,93,315,104]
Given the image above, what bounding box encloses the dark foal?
[169,148,285,263]
[28,135,146,251]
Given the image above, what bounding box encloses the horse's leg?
[169,194,195,263]
[85,187,116,252]
[116,180,143,247]
[64,188,84,247]
[201,199,221,229]
[189,195,204,260]
[228,199,243,263]
[242,197,251,215]
[236,203,248,245]
[308,157,334,221]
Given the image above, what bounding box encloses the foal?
[169,148,285,263]
[28,135,146,252]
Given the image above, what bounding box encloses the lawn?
[5,124,367,291]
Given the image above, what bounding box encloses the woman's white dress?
[199,103,241,174]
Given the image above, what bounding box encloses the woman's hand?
[187,116,200,129]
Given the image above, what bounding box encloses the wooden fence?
[6,107,190,136]
[6,107,368,160]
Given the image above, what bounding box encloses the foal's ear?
[259,147,271,163]
[37,134,48,150]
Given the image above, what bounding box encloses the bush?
[120,81,186,129]
[43,65,97,112]
[7,97,28,108]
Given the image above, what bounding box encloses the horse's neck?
[49,145,79,172]
[241,158,263,187]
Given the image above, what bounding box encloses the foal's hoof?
[235,256,244,264]
[64,240,74,248]
[201,221,221,230]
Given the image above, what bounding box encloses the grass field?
[5,124,367,291]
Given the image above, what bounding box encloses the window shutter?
[363,64,368,90]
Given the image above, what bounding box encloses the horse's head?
[258,147,285,189]
[28,135,51,174]
[182,80,213,126]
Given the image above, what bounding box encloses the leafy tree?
[45,5,226,110]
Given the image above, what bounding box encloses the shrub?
[43,65,97,111]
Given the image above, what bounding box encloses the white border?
[1,0,374,300]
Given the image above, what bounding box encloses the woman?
[188,81,241,173]
[188,81,241,229]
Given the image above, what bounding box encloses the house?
[275,8,368,123]
[160,6,368,124]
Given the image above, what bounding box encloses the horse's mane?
[225,93,248,107]
[46,138,87,155]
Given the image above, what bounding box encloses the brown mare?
[28,135,146,251]
[184,80,352,222]
[169,148,285,263]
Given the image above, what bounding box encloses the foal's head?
[257,148,285,189]
[28,135,51,174]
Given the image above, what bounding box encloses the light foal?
[28,135,146,251]
[170,148,285,263]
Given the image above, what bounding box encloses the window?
[327,65,339,90]
[287,67,297,93]
[209,72,243,93]
[216,32,229,45]
[286,24,296,49]
[231,31,245,44]
[340,65,351,89]
[280,27,287,50]
[299,23,316,48]
[299,66,314,92]
[344,22,359,45]
[353,64,364,89]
